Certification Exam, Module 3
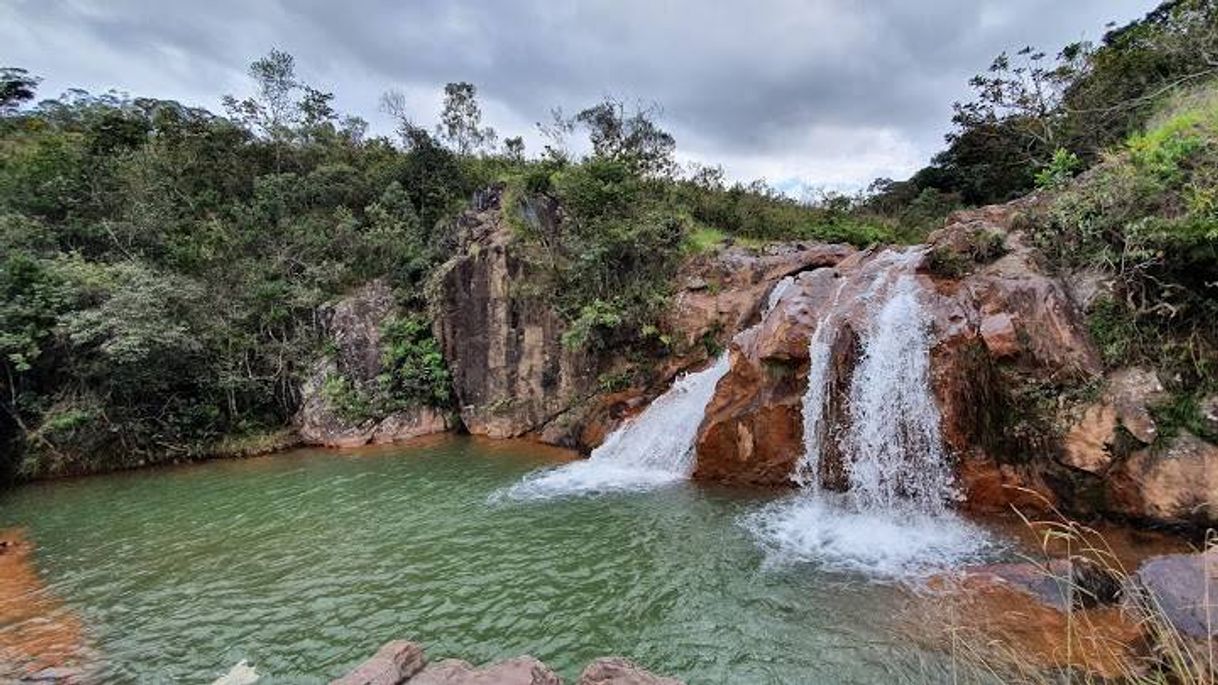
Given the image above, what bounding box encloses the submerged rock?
[577,657,684,685]
[330,640,426,685]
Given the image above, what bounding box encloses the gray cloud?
[2,0,1155,188]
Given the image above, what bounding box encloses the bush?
[1039,84,1218,394]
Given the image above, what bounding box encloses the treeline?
[0,50,895,479]
[872,0,1218,207]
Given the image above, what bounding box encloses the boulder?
[330,641,426,685]
[1130,548,1218,639]
[409,657,561,685]
[1128,548,1217,669]
[297,281,454,448]
[1106,432,1218,526]
[1060,368,1166,475]
[577,657,684,685]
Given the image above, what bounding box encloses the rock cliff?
[431,185,850,450]
[296,280,453,448]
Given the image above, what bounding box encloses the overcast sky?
[2,0,1156,192]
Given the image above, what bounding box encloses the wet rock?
[577,657,684,685]
[297,281,454,448]
[1106,432,1218,526]
[963,558,1121,611]
[330,640,426,685]
[410,656,561,685]
[1130,548,1218,639]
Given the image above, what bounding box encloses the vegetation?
[0,54,907,480]
[0,54,487,479]
[875,0,1218,206]
[1037,85,1218,412]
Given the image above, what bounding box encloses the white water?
[497,353,731,500]
[500,278,794,501]
[749,249,994,578]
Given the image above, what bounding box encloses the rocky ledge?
[922,546,1217,679]
[330,640,683,685]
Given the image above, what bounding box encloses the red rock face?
[691,201,1108,519]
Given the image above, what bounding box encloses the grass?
[937,501,1216,684]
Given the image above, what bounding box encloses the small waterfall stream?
[500,278,793,501]
[498,353,730,500]
[747,249,993,577]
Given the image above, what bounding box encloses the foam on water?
[742,495,995,578]
[495,352,731,501]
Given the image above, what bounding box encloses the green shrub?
[1034,148,1083,189]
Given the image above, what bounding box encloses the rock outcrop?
[297,280,454,448]
[332,641,684,685]
[689,198,1218,528]
[432,185,852,450]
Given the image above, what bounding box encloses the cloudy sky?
[2,0,1156,192]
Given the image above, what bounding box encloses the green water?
[1,438,976,684]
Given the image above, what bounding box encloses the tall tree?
[436,82,496,155]
[574,97,676,177]
[0,67,39,113]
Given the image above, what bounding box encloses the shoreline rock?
[331,641,683,685]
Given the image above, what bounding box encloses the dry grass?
[931,499,1215,684]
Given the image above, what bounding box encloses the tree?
[380,89,431,150]
[502,136,525,162]
[0,67,40,113]
[436,82,496,155]
[574,97,676,177]
[222,49,299,141]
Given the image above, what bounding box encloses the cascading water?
[498,278,794,501]
[497,353,730,500]
[747,249,993,577]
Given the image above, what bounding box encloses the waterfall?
[496,354,729,500]
[499,278,794,501]
[745,249,993,577]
